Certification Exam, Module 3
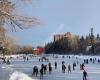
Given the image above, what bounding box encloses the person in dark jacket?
[32,66,38,77]
[48,62,52,74]
[35,66,38,77]
[62,64,66,73]
[43,65,47,74]
[40,68,44,79]
[68,64,71,73]
[73,62,76,70]
[83,70,88,80]
[55,62,57,69]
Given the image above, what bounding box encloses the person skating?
[39,58,41,62]
[83,70,88,80]
[82,63,85,70]
[40,68,44,79]
[48,62,52,74]
[43,65,47,74]
[68,64,71,73]
[93,59,95,63]
[27,57,29,61]
[32,66,38,77]
[35,66,38,77]
[86,59,88,64]
[55,62,57,69]
[62,63,66,73]
[7,59,10,65]
[73,62,76,71]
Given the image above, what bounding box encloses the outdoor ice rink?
[0,54,100,80]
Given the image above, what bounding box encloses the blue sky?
[8,0,100,47]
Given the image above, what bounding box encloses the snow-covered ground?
[0,54,100,80]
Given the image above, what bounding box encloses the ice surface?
[0,54,100,80]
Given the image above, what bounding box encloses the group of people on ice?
[2,54,100,80]
[32,62,52,79]
[31,55,98,80]
[0,57,10,64]
[61,61,76,73]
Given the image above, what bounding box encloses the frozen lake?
[0,54,100,80]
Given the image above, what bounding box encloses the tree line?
[44,34,100,55]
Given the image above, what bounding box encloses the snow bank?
[9,71,37,80]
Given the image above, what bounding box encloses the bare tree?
[0,0,40,31]
[3,36,16,54]
[0,0,39,55]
